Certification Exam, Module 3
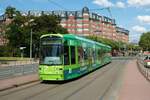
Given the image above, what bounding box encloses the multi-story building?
[30,7,127,42]
[0,7,129,45]
[116,27,129,43]
[39,7,117,41]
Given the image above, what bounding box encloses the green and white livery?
[39,34,111,81]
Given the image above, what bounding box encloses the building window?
[61,23,66,27]
[83,29,89,31]
[83,23,89,26]
[77,24,82,27]
[77,28,82,32]
[76,19,82,22]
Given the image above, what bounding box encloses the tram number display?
[41,40,61,45]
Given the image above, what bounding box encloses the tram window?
[91,49,95,63]
[93,49,96,63]
[98,50,101,59]
[71,46,76,64]
[95,49,97,60]
[78,47,84,64]
[64,45,69,65]
[83,48,88,60]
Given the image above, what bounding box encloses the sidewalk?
[118,60,150,100]
[0,74,39,91]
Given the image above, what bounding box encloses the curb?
[0,74,39,91]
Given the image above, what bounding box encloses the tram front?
[39,34,64,81]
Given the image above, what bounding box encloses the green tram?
[39,34,112,81]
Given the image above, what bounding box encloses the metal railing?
[112,56,136,60]
[137,58,150,81]
[0,61,39,80]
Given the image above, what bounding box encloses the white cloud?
[93,0,126,8]
[93,0,114,7]
[132,25,147,33]
[127,0,150,7]
[137,15,150,24]
[116,1,125,8]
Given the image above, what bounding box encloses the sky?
[0,0,150,43]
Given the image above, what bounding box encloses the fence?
[0,61,39,80]
[137,58,150,81]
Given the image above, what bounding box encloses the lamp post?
[20,47,26,58]
[29,19,34,60]
[30,28,32,59]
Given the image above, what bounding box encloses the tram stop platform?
[118,60,150,100]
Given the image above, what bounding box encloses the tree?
[4,7,68,57]
[32,14,68,38]
[5,6,21,18]
[139,32,150,51]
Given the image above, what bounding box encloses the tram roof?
[63,34,110,48]
[40,33,111,49]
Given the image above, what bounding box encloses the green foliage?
[139,32,150,51]
[0,46,11,57]
[3,7,68,57]
[5,6,21,18]
[127,43,141,51]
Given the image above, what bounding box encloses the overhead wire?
[47,0,67,10]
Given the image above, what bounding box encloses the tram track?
[64,60,128,100]
[99,60,128,100]
[0,82,60,100]
[0,81,41,97]
[25,60,125,100]
[0,60,128,100]
[24,84,60,100]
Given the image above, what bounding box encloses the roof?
[40,34,111,49]
[63,34,111,48]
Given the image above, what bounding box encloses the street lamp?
[30,28,32,59]
[29,19,34,60]
[20,47,26,58]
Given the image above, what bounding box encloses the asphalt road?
[0,60,128,100]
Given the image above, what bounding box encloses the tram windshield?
[40,37,62,65]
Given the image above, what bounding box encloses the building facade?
[59,7,117,41]
[0,7,129,45]
[28,7,128,42]
[116,27,129,43]
[39,7,118,41]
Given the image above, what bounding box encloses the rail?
[112,56,136,60]
[137,58,150,81]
